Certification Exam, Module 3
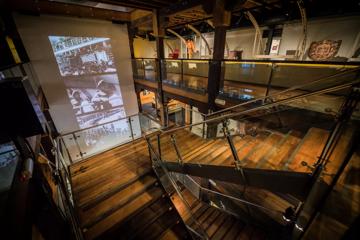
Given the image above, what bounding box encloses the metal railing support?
[170,134,183,165]
[222,120,247,183]
[145,137,209,239]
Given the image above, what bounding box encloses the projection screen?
[14,14,138,134]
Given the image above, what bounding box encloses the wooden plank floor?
[69,138,189,240]
[69,118,354,239]
[158,126,339,176]
[171,187,268,240]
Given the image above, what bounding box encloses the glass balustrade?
[221,61,272,100]
[132,58,359,106]
[143,58,157,82]
[58,113,160,163]
[162,59,182,87]
[161,59,209,94]
[131,59,145,80]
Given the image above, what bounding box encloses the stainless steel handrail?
[59,113,139,136]
[207,66,360,117]
[145,137,210,239]
[177,173,283,214]
[151,81,358,136]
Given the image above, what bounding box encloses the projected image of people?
[49,36,129,151]
[49,36,116,76]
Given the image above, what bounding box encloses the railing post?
[128,116,135,140]
[72,133,84,159]
[157,134,162,161]
[181,59,184,88]
[60,137,73,165]
[264,62,275,103]
[170,134,183,165]
[222,119,247,182]
[142,58,146,79]
[202,115,206,139]
[145,137,209,239]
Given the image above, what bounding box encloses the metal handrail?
[178,173,283,215]
[150,80,358,137]
[133,57,360,66]
[145,137,210,239]
[134,57,360,119]
[207,66,360,117]
[59,113,139,136]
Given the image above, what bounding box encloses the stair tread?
[72,149,150,193]
[284,127,329,172]
[80,174,157,227]
[84,186,162,240]
[76,163,152,206]
[206,213,228,237]
[212,216,236,240]
[70,138,147,174]
[222,221,245,240]
[259,131,302,170]
[244,133,284,168]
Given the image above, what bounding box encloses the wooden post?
[207,0,231,111]
[206,0,231,138]
[153,9,167,127]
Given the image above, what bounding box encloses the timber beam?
[163,162,314,200]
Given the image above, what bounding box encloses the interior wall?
[15,14,139,134]
[135,16,360,60]
[134,38,157,58]
[279,16,360,59]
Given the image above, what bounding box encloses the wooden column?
[153,9,167,127]
[207,0,231,111]
[206,0,231,138]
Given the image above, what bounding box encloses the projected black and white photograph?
[64,74,125,129]
[48,36,116,76]
[49,36,125,130]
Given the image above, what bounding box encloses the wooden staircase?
[67,115,355,239]
[172,187,268,240]
[154,125,354,227]
[159,127,334,175]
[69,139,189,240]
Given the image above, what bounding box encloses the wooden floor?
[172,187,267,240]
[70,138,188,240]
[157,127,337,174]
[69,118,355,239]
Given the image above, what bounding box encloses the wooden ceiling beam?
[10,0,131,22]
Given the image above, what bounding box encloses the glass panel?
[61,134,82,161]
[130,115,142,139]
[221,61,272,100]
[191,107,206,138]
[162,59,182,87]
[270,63,356,89]
[59,138,72,166]
[138,114,161,134]
[143,59,157,82]
[74,119,133,159]
[182,60,208,92]
[268,64,359,102]
[132,59,145,80]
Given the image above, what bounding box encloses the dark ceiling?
[5,0,360,35]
